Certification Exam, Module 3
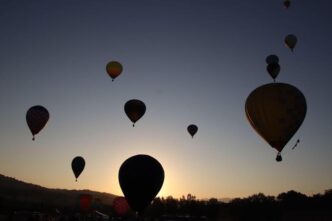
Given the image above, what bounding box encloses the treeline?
[144,190,332,221]
[1,190,332,220]
[1,173,332,220]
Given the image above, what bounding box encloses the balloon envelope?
[106,61,123,81]
[26,105,49,140]
[284,0,291,9]
[245,83,306,153]
[124,99,146,126]
[119,154,164,214]
[113,197,130,216]
[79,194,92,212]
[72,156,85,181]
[187,124,198,138]
[265,55,279,64]
[285,34,297,51]
[266,63,280,80]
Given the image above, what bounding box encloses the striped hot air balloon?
[245,83,307,161]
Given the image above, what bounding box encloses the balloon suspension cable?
[292,139,300,150]
[280,139,300,156]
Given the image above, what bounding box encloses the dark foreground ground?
[1,174,332,220]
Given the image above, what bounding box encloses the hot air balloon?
[119,154,164,215]
[245,83,307,161]
[26,105,49,141]
[285,34,297,52]
[187,124,198,138]
[267,63,280,81]
[106,61,123,81]
[284,0,291,9]
[113,197,130,216]
[265,54,279,65]
[79,194,92,212]
[72,156,85,181]
[124,99,146,127]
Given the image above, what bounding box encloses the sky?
[0,0,331,199]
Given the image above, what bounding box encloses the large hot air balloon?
[187,124,198,138]
[265,54,279,65]
[285,34,297,52]
[26,105,49,141]
[113,197,130,216]
[72,156,85,181]
[284,0,291,9]
[106,61,123,81]
[266,63,280,81]
[79,194,92,212]
[119,154,164,215]
[124,99,146,127]
[245,83,307,161]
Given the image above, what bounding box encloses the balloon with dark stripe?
[245,83,307,161]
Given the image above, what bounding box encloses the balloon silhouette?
[79,194,92,212]
[113,197,130,216]
[285,34,297,52]
[72,156,85,181]
[284,0,291,9]
[119,154,164,215]
[106,61,123,81]
[26,105,49,141]
[124,99,146,127]
[187,124,198,138]
[245,83,307,161]
[265,55,279,65]
[267,63,280,81]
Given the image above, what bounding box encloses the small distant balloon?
[26,105,49,141]
[267,63,280,81]
[106,61,123,81]
[113,197,130,216]
[187,124,198,138]
[283,0,291,9]
[119,154,164,214]
[265,55,279,65]
[72,156,85,181]
[124,99,146,127]
[285,34,297,52]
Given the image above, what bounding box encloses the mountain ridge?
[0,173,117,209]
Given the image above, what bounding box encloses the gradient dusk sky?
[0,0,331,199]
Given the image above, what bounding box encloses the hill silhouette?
[0,174,116,212]
[1,174,332,220]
